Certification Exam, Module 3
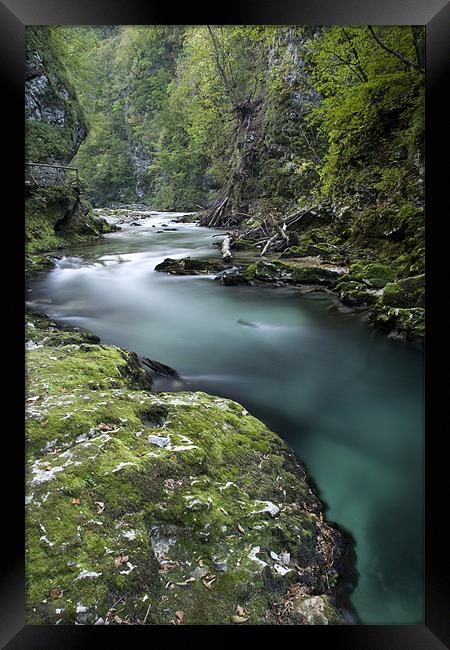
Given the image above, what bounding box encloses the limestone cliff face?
[25,26,87,165]
[25,27,114,259]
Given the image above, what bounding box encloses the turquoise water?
[27,212,424,624]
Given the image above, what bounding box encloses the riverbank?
[25,311,357,625]
[146,205,424,343]
[25,207,424,623]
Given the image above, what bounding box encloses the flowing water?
[27,211,424,624]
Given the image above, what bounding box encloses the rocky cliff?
[25,27,114,262]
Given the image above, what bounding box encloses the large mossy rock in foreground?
[26,314,354,625]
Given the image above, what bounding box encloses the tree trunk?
[200,99,262,227]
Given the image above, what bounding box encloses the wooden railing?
[25,162,80,190]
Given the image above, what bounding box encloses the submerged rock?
[25,313,355,625]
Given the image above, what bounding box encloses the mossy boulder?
[155,257,230,275]
[380,275,425,309]
[370,305,425,341]
[244,260,343,286]
[280,228,347,262]
[348,261,395,289]
[25,313,354,625]
[335,281,379,308]
[25,187,115,255]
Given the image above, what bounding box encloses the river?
[27,210,424,624]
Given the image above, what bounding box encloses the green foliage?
[307,26,424,203]
[48,24,424,265]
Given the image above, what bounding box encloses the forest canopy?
[44,25,423,218]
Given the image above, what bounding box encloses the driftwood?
[261,233,279,256]
[141,357,182,380]
[222,234,233,260]
[233,206,316,256]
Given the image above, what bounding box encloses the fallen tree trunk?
[261,233,279,256]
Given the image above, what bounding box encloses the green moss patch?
[25,313,352,625]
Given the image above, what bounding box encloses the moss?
[370,304,424,341]
[25,313,353,625]
[348,261,394,288]
[25,187,113,255]
[244,260,343,286]
[381,275,425,308]
[155,257,229,275]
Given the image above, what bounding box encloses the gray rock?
[148,435,170,448]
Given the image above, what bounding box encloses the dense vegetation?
[45,26,424,277]
[50,28,422,211]
[25,24,425,337]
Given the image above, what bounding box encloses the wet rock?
[244,260,344,286]
[155,257,230,275]
[215,267,249,286]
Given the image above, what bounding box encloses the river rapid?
[27,210,424,624]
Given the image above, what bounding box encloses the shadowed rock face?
[25,313,356,625]
[25,27,87,166]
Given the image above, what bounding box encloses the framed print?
[1,0,448,647]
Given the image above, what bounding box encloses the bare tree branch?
[367,26,424,73]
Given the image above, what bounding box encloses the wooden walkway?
[25,162,80,191]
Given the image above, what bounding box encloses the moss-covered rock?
[380,275,425,309]
[25,27,88,165]
[348,261,395,289]
[25,313,354,625]
[25,28,115,256]
[370,304,425,341]
[155,257,230,275]
[335,281,379,308]
[244,260,344,286]
[25,187,115,255]
[280,228,348,263]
